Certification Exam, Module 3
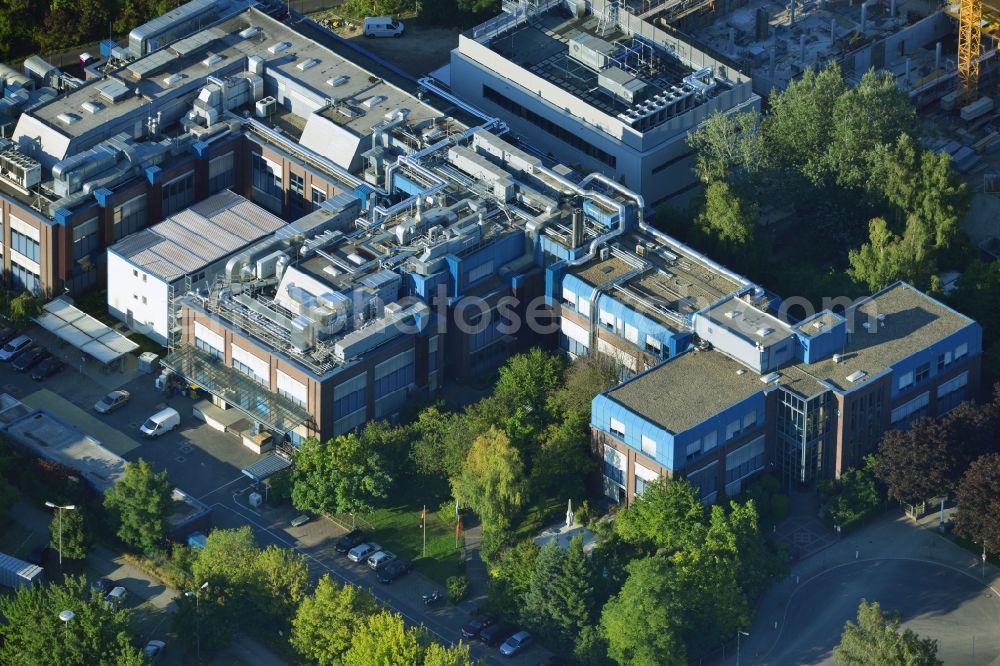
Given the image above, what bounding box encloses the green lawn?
[362,474,465,585]
[511,495,567,543]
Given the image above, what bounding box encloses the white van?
[363,17,404,38]
[140,407,180,438]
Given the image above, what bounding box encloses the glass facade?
[162,173,195,216]
[251,153,283,214]
[776,388,834,489]
[113,195,147,240]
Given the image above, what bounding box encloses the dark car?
[11,346,49,372]
[480,622,515,648]
[92,578,116,594]
[31,357,64,381]
[461,615,496,640]
[0,328,18,346]
[334,529,365,554]
[376,559,413,583]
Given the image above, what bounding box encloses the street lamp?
[185,581,209,661]
[58,609,74,645]
[45,502,76,567]
[736,630,750,666]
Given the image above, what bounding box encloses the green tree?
[8,292,43,326]
[410,406,479,479]
[292,433,392,516]
[102,458,172,553]
[688,109,767,189]
[451,428,526,528]
[255,544,309,626]
[265,467,294,504]
[486,539,539,614]
[342,611,423,666]
[723,499,785,600]
[49,505,89,561]
[827,68,918,190]
[521,540,567,637]
[834,599,942,665]
[954,453,1000,554]
[695,180,758,261]
[529,409,594,496]
[764,62,846,186]
[847,217,934,292]
[872,417,955,505]
[0,575,143,665]
[825,460,883,526]
[550,535,597,639]
[359,419,412,480]
[614,477,706,553]
[550,354,622,418]
[291,576,378,665]
[601,556,687,666]
[422,641,477,666]
[494,348,565,422]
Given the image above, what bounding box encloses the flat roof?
[34,297,140,364]
[2,406,126,493]
[607,348,764,433]
[28,7,443,141]
[794,282,976,392]
[109,190,286,282]
[702,294,793,343]
[794,311,844,338]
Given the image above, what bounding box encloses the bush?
[575,499,592,526]
[447,575,468,603]
[479,525,512,566]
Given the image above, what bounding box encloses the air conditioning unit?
[255,96,277,118]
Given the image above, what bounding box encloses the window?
[645,335,662,355]
[955,342,969,361]
[937,371,968,414]
[10,230,39,262]
[277,370,307,408]
[113,195,147,240]
[599,310,615,331]
[72,217,99,260]
[162,173,194,216]
[725,419,741,441]
[374,363,414,398]
[703,431,717,452]
[560,333,588,357]
[311,186,327,206]
[938,350,953,371]
[289,173,304,195]
[10,259,39,294]
[634,463,658,496]
[251,153,283,214]
[231,345,269,386]
[915,362,930,384]
[624,323,638,344]
[195,337,223,359]
[725,436,765,484]
[897,371,914,391]
[641,435,656,457]
[334,374,367,420]
[686,438,701,460]
[609,418,625,438]
[651,148,696,175]
[742,410,757,430]
[482,85,617,167]
[890,391,929,426]
[208,152,234,193]
[578,298,591,319]
[141,296,147,304]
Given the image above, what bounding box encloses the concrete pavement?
[716,507,1000,665]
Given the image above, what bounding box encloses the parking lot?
[1,326,547,664]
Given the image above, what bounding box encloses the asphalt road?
[760,558,1000,665]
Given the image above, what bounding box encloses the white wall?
[106,251,171,346]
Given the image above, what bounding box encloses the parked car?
[0,328,19,346]
[31,357,64,380]
[92,578,116,595]
[363,16,404,37]
[376,559,413,583]
[366,550,396,571]
[461,615,497,640]
[187,532,207,549]
[480,622,515,648]
[290,514,311,527]
[139,407,180,437]
[0,335,32,362]
[334,529,365,554]
[105,586,127,606]
[143,640,166,661]
[12,346,49,372]
[94,390,130,414]
[500,631,532,657]
[347,542,381,563]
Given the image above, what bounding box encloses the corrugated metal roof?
[241,453,292,482]
[108,192,286,282]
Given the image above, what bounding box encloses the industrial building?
[448,0,760,207]
[591,282,982,503]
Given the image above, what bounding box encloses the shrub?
[447,575,468,603]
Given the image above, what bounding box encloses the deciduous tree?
[102,459,172,553]
[848,217,934,292]
[342,611,423,666]
[834,599,941,665]
[614,477,706,553]
[954,453,1000,554]
[49,504,89,561]
[872,417,955,505]
[292,433,392,516]
[451,428,526,528]
[695,181,758,263]
[688,109,768,189]
[291,576,378,665]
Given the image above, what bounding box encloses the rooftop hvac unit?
[255,96,277,118]
[239,26,261,39]
[598,68,646,104]
[0,148,42,188]
[568,34,616,70]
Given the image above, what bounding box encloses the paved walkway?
[459,519,488,615]
[715,507,1000,665]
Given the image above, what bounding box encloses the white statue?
[565,499,574,528]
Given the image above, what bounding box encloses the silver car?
[94,390,130,414]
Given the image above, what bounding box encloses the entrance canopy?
[242,453,292,483]
[34,297,139,364]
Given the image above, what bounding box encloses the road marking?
[196,475,247,500]
[760,556,1000,663]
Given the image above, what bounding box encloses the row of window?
[113,195,148,241]
[374,363,414,399]
[10,230,39,263]
[208,153,235,194]
[482,85,618,168]
[232,357,268,385]
[334,386,366,421]
[73,218,99,260]
[10,260,39,294]
[195,337,223,360]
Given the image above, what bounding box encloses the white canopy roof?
[34,298,140,364]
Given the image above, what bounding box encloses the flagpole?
[422,505,427,557]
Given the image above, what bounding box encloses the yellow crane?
[958,0,983,104]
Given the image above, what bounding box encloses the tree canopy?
[0,575,144,665]
[834,599,942,666]
[451,427,527,528]
[614,478,707,553]
[49,505,89,561]
[292,433,392,516]
[102,458,172,553]
[872,417,956,505]
[954,453,1000,554]
[291,576,379,666]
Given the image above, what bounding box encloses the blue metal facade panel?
[595,294,682,360]
[888,323,982,398]
[672,391,766,472]
[592,394,676,470]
